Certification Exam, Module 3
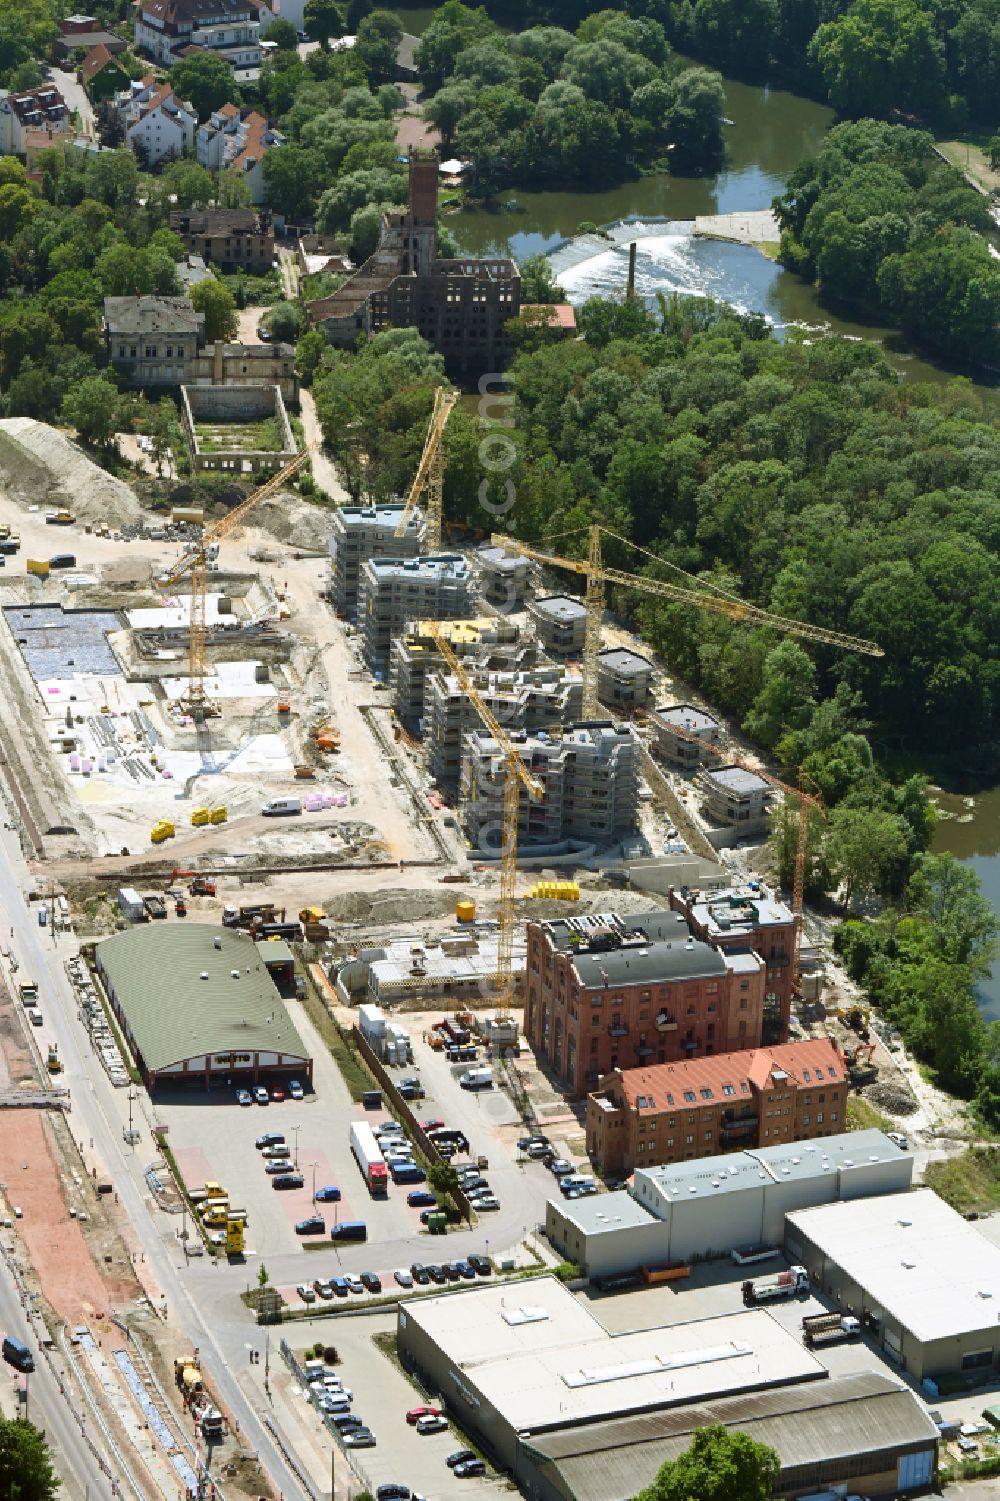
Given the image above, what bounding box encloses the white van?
[262,797,302,817]
[560,1174,595,1192]
[459,1067,493,1091]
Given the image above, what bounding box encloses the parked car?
[447,1450,476,1469]
[253,1086,269,1104]
[425,1265,446,1284]
[526,1142,550,1159]
[406,1407,442,1425]
[256,325,272,341]
[474,1195,500,1211]
[295,1216,325,1235]
[331,1413,364,1432]
[394,1268,414,1288]
[454,1458,486,1478]
[319,1394,351,1413]
[468,1254,491,1276]
[457,1174,487,1192]
[416,1414,448,1435]
[342,1428,376,1448]
[262,1144,291,1160]
[410,1263,430,1285]
[442,1262,461,1282]
[314,1185,341,1203]
[289,1079,305,1100]
[313,1280,334,1300]
[548,1158,573,1176]
[376,1487,410,1501]
[266,1160,296,1175]
[407,1190,436,1207]
[345,1275,365,1295]
[296,1283,316,1303]
[271,1086,285,1102]
[453,1260,475,1280]
[360,1271,382,1292]
[518,1134,549,1150]
[256,1132,285,1149]
[236,1088,253,1106]
[331,1277,349,1297]
[421,1118,445,1131]
[272,1173,304,1190]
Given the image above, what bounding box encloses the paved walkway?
[694,209,781,244]
[300,389,350,505]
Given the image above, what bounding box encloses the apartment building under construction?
[328,503,426,616]
[427,662,585,789]
[461,721,638,853]
[389,618,531,732]
[359,554,472,678]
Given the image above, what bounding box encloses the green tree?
[258,1261,270,1288]
[171,52,237,119]
[906,852,999,972]
[297,327,329,386]
[415,0,496,92]
[355,10,403,86]
[827,804,911,904]
[161,159,214,209]
[316,167,407,233]
[85,149,139,211]
[422,80,476,147]
[348,200,385,261]
[263,17,299,49]
[877,223,1000,365]
[190,277,238,343]
[304,0,345,49]
[0,1415,59,1501]
[218,167,253,210]
[264,300,304,343]
[428,1161,460,1201]
[61,375,129,452]
[664,67,726,172]
[262,145,324,222]
[637,1423,780,1501]
[808,0,946,117]
[519,253,566,304]
[743,639,817,751]
[691,0,778,74]
[147,399,178,477]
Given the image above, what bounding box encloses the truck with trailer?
[802,1312,861,1347]
[742,1266,809,1305]
[350,1120,389,1196]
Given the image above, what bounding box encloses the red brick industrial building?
[668,882,797,1041]
[525,910,767,1098]
[586,1037,849,1176]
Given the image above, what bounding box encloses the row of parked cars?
[297,1270,383,1303]
[303,1357,375,1450]
[519,1133,598,1200]
[237,1080,305,1106]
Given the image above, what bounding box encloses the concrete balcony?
[607,1023,629,1038]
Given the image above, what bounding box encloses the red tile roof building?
[586,1037,849,1176]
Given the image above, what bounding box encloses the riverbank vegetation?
[774,120,1000,365]
[416,3,726,189]
[924,1147,1000,1214]
[480,0,1000,129]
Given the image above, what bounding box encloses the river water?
[396,6,1000,1002]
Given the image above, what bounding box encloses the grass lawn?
[194,417,285,453]
[846,1095,895,1133]
[923,1146,1000,1216]
[937,138,1000,196]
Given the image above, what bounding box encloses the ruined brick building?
[306,154,520,374]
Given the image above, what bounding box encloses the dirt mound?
[250,490,339,550]
[863,1081,919,1116]
[325,888,467,926]
[0,419,143,526]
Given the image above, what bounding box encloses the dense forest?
[415,4,726,187]
[774,120,1000,365]
[468,0,1000,128]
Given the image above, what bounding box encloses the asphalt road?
[0,819,312,1500]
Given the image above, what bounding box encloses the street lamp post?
[291,1124,301,1170]
[310,1161,319,1203]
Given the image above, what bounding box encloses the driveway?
[238,305,267,344]
[300,388,350,503]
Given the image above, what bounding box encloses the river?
[395,6,1000,1001]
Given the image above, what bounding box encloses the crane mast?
[425,623,543,1013]
[394,387,460,551]
[159,445,314,717]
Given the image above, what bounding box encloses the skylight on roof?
[722,1083,735,1096]
[683,1090,696,1102]
[700,1088,713,1100]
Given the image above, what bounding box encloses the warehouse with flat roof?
[522,1370,939,1501]
[94,925,311,1093]
[396,1275,824,1474]
[786,1187,1000,1381]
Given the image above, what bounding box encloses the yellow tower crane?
[425,621,543,1014]
[492,525,884,717]
[159,446,315,718]
[394,386,460,551]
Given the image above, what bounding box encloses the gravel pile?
[251,491,339,550]
[0,419,143,526]
[863,1081,919,1116]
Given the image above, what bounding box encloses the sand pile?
[325,888,467,925]
[251,490,339,550]
[0,419,143,526]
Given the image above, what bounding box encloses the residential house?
[80,45,131,104]
[103,294,297,398]
[169,207,273,272]
[104,296,205,387]
[586,1037,848,1176]
[525,908,767,1098]
[0,86,70,158]
[118,77,196,168]
[134,0,262,70]
[196,106,284,204]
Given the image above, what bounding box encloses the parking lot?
[276,1307,498,1501]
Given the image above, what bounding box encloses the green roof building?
[95,925,311,1094]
